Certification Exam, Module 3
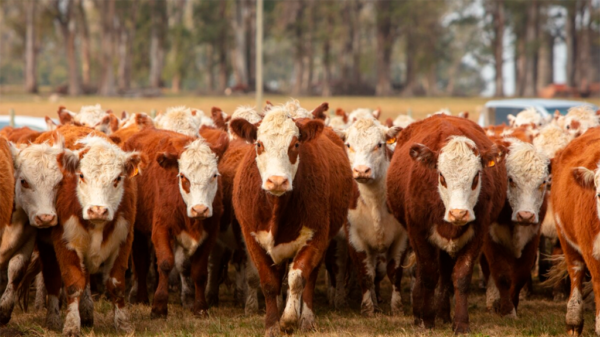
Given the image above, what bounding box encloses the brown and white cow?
[561,105,599,138]
[51,136,143,336]
[0,138,68,325]
[58,105,120,135]
[0,139,14,318]
[483,139,550,317]
[337,118,408,316]
[230,106,353,336]
[0,127,41,144]
[387,115,507,333]
[124,127,227,319]
[552,127,600,336]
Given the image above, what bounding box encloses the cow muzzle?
[33,214,57,228]
[190,204,211,220]
[447,209,470,226]
[515,211,536,224]
[264,176,290,196]
[87,206,109,221]
[353,165,373,182]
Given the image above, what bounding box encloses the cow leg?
[191,237,217,318]
[79,281,94,327]
[175,246,194,310]
[479,254,490,289]
[245,255,260,315]
[232,248,247,308]
[130,231,150,304]
[557,235,585,335]
[206,241,225,307]
[0,231,35,325]
[486,250,514,317]
[374,256,386,305]
[105,232,134,334]
[588,264,600,336]
[436,251,454,324]
[451,249,478,334]
[38,240,62,331]
[299,261,320,332]
[348,244,378,317]
[511,238,540,314]
[34,272,47,310]
[411,239,439,329]
[324,238,339,307]
[151,228,174,318]
[53,240,87,337]
[388,236,408,316]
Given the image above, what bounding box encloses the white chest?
[251,226,314,265]
[489,222,539,259]
[429,224,475,257]
[348,201,403,253]
[62,216,130,274]
[176,230,205,257]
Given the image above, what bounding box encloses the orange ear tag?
[386,137,397,144]
[131,167,139,177]
[488,160,496,168]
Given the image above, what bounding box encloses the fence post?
[151,109,157,119]
[9,109,15,127]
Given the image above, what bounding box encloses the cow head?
[230,108,323,196]
[504,140,550,224]
[156,134,228,220]
[338,118,401,183]
[410,136,504,226]
[58,136,144,224]
[564,106,598,138]
[10,139,67,228]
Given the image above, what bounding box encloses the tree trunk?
[578,0,592,93]
[515,29,526,97]
[118,0,138,92]
[492,0,504,97]
[291,1,305,96]
[149,0,167,89]
[76,0,91,90]
[58,0,81,96]
[402,29,417,97]
[537,24,554,91]
[247,0,256,90]
[206,45,215,93]
[217,0,228,93]
[565,2,577,88]
[99,0,116,96]
[322,38,332,97]
[231,0,249,88]
[24,0,37,93]
[375,0,394,96]
[523,0,538,97]
[341,0,362,94]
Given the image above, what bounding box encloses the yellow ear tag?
[386,137,397,144]
[488,160,496,168]
[131,167,139,177]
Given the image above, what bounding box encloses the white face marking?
[511,107,544,127]
[76,137,135,222]
[255,108,299,195]
[285,99,312,119]
[505,140,549,223]
[533,124,572,159]
[563,106,598,138]
[436,136,482,224]
[177,138,220,218]
[155,106,201,137]
[11,142,65,227]
[393,114,415,128]
[344,119,390,182]
[74,104,107,128]
[348,108,377,123]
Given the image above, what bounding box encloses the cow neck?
[263,190,292,245]
[356,175,387,208]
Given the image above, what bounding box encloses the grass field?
[3,94,599,122]
[0,268,595,337]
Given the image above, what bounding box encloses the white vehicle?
[478,99,599,127]
[0,116,56,131]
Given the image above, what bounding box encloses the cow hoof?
[0,309,12,326]
[453,322,470,334]
[567,324,583,336]
[114,306,133,333]
[206,290,219,307]
[150,308,168,319]
[265,323,281,337]
[46,312,62,331]
[437,314,451,324]
[194,309,209,319]
[279,316,298,334]
[299,316,316,332]
[62,324,80,337]
[554,293,567,302]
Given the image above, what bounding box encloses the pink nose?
[516,211,535,223]
[34,214,57,227]
[448,209,469,224]
[265,176,290,194]
[87,206,109,220]
[353,166,373,180]
[190,204,210,219]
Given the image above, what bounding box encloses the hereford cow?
[0,127,41,144]
[337,118,407,316]
[124,127,227,319]
[51,136,143,336]
[483,139,549,317]
[230,106,353,335]
[58,105,119,135]
[387,115,507,333]
[0,139,14,315]
[551,127,600,336]
[562,105,599,138]
[0,138,68,325]
[348,108,381,123]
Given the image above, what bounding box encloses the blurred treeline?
[0,0,598,97]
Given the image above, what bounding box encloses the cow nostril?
[517,211,535,222]
[266,176,289,189]
[449,209,468,221]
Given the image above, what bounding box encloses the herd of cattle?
[0,100,599,336]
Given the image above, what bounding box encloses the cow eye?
[566,125,570,130]
[378,143,383,149]
[20,179,30,189]
[115,176,122,183]
[346,143,350,148]
[295,142,300,148]
[256,142,261,148]
[597,193,600,199]
[79,173,85,182]
[213,174,218,179]
[471,173,480,190]
[439,173,447,188]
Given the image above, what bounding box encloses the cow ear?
[481,144,506,168]
[211,107,227,130]
[57,149,80,174]
[373,108,381,120]
[385,126,402,144]
[385,118,393,128]
[311,102,329,121]
[156,152,179,170]
[409,144,438,169]
[458,111,469,119]
[109,135,122,145]
[230,118,258,143]
[507,114,516,126]
[8,142,21,167]
[45,116,58,131]
[109,114,120,132]
[57,106,75,124]
[572,167,596,190]
[125,152,146,178]
[297,120,324,143]
[335,108,348,124]
[209,132,229,159]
